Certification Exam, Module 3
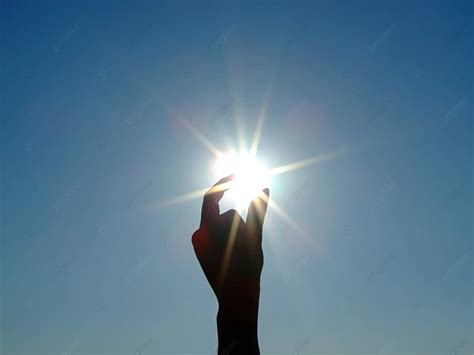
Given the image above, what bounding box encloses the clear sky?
[1,1,472,354]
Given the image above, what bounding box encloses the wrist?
[217,280,260,320]
[216,282,260,355]
[217,306,259,355]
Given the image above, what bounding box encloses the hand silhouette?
[192,175,269,355]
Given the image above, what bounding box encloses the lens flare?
[213,151,270,208]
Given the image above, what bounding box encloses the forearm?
[217,305,259,355]
[216,284,260,355]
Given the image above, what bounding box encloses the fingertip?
[259,188,269,205]
[218,174,236,185]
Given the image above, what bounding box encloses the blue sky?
[1,1,472,354]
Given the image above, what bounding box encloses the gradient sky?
[1,1,472,354]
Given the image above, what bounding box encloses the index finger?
[200,174,234,227]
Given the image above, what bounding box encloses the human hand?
[192,175,269,354]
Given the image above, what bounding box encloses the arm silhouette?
[192,175,269,355]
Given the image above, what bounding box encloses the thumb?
[246,188,270,242]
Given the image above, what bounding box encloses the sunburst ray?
[249,76,275,157]
[217,211,242,290]
[266,198,318,248]
[269,147,349,177]
[165,104,224,158]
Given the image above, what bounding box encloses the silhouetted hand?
[192,175,269,355]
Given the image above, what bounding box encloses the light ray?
[217,211,242,291]
[156,187,208,208]
[224,45,247,154]
[236,117,247,153]
[269,147,349,177]
[266,198,318,248]
[255,189,270,218]
[249,82,274,157]
[155,147,349,209]
[165,104,224,158]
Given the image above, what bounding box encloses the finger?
[220,208,245,230]
[246,188,270,242]
[200,174,235,227]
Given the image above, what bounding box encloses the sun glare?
[213,151,270,209]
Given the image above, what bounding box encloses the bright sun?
[213,150,270,209]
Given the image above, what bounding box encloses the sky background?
[1,1,472,354]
